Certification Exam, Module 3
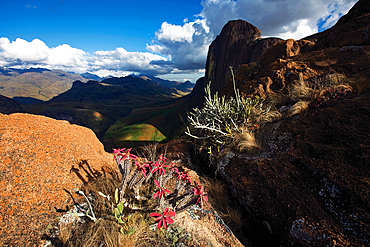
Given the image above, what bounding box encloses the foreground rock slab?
[0,113,115,245]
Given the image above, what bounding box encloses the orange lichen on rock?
[0,113,116,245]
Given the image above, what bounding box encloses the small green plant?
[98,188,135,235]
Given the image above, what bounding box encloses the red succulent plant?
[177,171,192,183]
[113,148,138,162]
[135,160,150,177]
[151,160,170,176]
[193,182,209,209]
[153,180,171,199]
[150,207,176,230]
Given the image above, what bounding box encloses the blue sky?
[0,0,203,53]
[0,0,357,82]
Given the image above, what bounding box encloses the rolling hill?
[0,67,88,103]
[10,75,197,150]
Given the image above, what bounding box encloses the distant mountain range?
[0,67,87,103]
[136,75,194,94]
[0,67,194,104]
[0,74,198,150]
[48,76,180,104]
[0,67,196,150]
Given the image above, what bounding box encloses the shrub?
[186,67,271,153]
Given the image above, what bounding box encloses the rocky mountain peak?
[218,19,261,44]
[192,1,370,246]
[204,20,281,100]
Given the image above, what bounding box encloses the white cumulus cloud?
[93,47,170,75]
[147,18,212,73]
[200,0,357,39]
[0,37,49,62]
[156,22,196,43]
[0,1,357,81]
[0,37,170,76]
[144,0,356,77]
[0,37,88,72]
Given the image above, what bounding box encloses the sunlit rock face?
[0,113,115,245]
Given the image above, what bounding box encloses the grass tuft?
[288,100,310,117]
[234,130,261,153]
[201,177,245,231]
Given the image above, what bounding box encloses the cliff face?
[219,93,370,246]
[200,0,370,101]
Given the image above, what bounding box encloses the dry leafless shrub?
[290,75,316,101]
[257,109,282,123]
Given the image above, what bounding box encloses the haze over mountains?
[0,67,194,104]
[0,67,87,104]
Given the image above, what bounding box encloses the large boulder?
[0,113,115,245]
[218,93,370,246]
[194,1,370,246]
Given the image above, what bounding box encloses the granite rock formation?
[0,113,115,245]
[204,20,281,96]
[220,0,370,99]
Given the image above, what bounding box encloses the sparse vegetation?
[185,70,362,171]
[47,68,365,247]
[186,67,272,157]
[52,146,211,246]
[268,73,359,119]
[281,73,357,117]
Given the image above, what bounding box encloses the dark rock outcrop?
[219,0,370,99]
[309,0,370,49]
[204,20,281,97]
[219,93,370,246]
